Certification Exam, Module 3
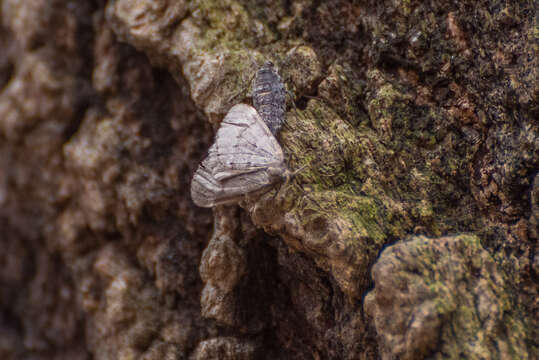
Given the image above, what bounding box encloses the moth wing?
[190,103,287,207]
[210,104,284,180]
[190,162,282,207]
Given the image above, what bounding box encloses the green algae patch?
[266,99,415,296]
[297,190,387,248]
[366,234,529,359]
[189,0,276,50]
[281,99,368,191]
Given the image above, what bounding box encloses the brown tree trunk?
[1,1,536,359]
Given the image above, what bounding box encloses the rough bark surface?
[0,1,536,359]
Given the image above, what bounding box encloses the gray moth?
[191,103,289,208]
[252,61,286,136]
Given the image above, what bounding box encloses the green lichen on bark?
[104,0,538,355]
[365,234,529,359]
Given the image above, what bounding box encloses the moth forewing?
[190,165,224,207]
[191,166,286,208]
[212,104,284,174]
[190,103,289,208]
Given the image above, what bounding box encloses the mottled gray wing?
[190,104,285,207]
[252,61,286,136]
[209,104,284,181]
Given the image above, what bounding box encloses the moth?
[191,103,290,208]
[252,61,286,136]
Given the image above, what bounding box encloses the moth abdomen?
[252,61,286,137]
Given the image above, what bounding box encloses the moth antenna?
[227,72,257,104]
[286,89,298,112]
[226,90,245,104]
[272,163,307,204]
[227,54,263,104]
[291,164,307,177]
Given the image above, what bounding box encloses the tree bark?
[0,0,536,359]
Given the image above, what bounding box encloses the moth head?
[266,165,286,182]
[263,60,274,68]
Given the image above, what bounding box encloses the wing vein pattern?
[190,104,286,207]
